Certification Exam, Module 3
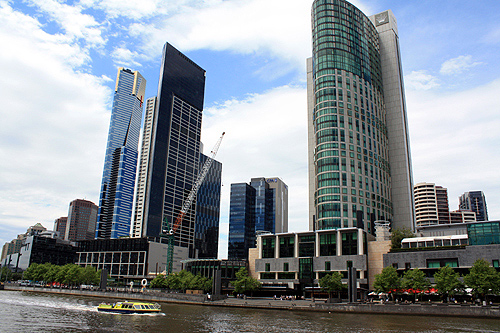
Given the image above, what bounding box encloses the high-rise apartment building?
[132,96,157,238]
[96,68,146,239]
[65,199,98,242]
[307,1,415,233]
[228,177,288,260]
[459,191,488,222]
[54,217,68,238]
[194,153,222,259]
[414,183,476,228]
[134,43,205,258]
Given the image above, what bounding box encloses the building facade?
[459,191,488,222]
[194,153,222,259]
[65,199,98,242]
[54,217,68,238]
[228,177,288,260]
[96,68,146,239]
[132,96,157,238]
[307,0,414,234]
[133,43,205,259]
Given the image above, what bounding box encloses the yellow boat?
[97,301,161,314]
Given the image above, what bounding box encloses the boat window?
[134,305,140,309]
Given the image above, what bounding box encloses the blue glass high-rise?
[96,68,146,239]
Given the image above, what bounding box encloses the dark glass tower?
[194,153,222,259]
[228,177,288,260]
[308,0,414,233]
[139,43,205,256]
[96,68,146,239]
[459,191,488,222]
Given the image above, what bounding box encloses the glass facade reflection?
[467,221,500,245]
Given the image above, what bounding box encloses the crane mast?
[161,132,225,275]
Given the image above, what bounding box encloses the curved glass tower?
[307,0,414,233]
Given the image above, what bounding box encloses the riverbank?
[3,285,500,319]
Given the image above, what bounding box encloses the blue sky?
[1,0,500,259]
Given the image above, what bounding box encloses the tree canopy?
[231,268,261,295]
[373,266,400,299]
[150,270,212,292]
[433,265,463,301]
[390,227,414,249]
[464,259,500,301]
[319,272,344,299]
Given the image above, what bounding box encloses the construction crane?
[160,132,225,275]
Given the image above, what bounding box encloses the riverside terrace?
[4,285,500,319]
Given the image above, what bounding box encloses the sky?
[1,0,500,259]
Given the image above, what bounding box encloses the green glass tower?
[307,0,414,233]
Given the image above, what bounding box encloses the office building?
[307,1,414,234]
[194,153,222,259]
[134,43,205,259]
[459,191,488,222]
[228,177,288,260]
[132,96,157,238]
[96,68,146,239]
[54,217,68,238]
[65,199,98,242]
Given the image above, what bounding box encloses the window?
[279,236,295,258]
[341,231,358,255]
[325,261,331,271]
[262,238,275,258]
[405,262,411,270]
[283,262,289,272]
[493,260,499,268]
[392,263,398,269]
[319,233,337,256]
[265,263,270,272]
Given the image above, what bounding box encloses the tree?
[231,268,261,296]
[433,265,463,302]
[81,266,99,285]
[464,259,500,302]
[390,227,415,249]
[0,267,13,281]
[150,274,168,289]
[22,263,38,281]
[373,266,400,301]
[319,272,344,300]
[401,268,430,302]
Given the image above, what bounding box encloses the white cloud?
[404,70,440,91]
[440,55,482,75]
[0,2,111,241]
[407,78,500,217]
[111,46,143,68]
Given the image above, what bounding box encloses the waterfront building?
[54,217,68,238]
[228,177,288,260]
[307,0,415,234]
[0,223,46,260]
[459,191,488,222]
[65,199,98,242]
[132,96,157,238]
[385,220,500,279]
[96,68,146,239]
[194,153,222,259]
[251,228,369,297]
[76,238,187,278]
[1,232,77,272]
[133,43,205,261]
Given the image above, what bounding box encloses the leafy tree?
[1,267,13,281]
[373,266,400,301]
[22,263,38,281]
[464,259,500,302]
[433,265,463,302]
[390,227,415,249]
[231,268,261,296]
[66,264,83,286]
[319,272,344,300]
[150,274,168,289]
[43,264,60,285]
[80,266,99,285]
[401,268,430,302]
[55,264,71,287]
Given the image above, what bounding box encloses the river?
[1,291,499,332]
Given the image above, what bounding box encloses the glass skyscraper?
[307,0,414,233]
[194,153,222,259]
[96,68,146,239]
[228,177,288,260]
[135,43,206,258]
[459,191,488,222]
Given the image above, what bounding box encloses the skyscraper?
[307,0,414,234]
[414,183,450,227]
[65,199,98,242]
[459,191,488,222]
[132,96,157,238]
[194,153,222,259]
[228,177,288,260]
[135,43,205,257]
[96,68,146,239]
[54,217,68,238]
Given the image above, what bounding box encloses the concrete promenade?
[3,285,500,319]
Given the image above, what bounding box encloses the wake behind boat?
[97,301,161,314]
